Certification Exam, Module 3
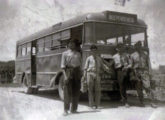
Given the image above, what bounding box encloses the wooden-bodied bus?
[15,10,150,100]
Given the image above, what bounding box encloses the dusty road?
[0,84,165,120]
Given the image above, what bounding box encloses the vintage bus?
[15,10,150,100]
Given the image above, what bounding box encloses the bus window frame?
[84,22,95,44]
[83,21,147,47]
[26,42,31,55]
[32,46,36,55]
[21,44,27,56]
[37,38,45,53]
[107,37,117,45]
[52,32,61,48]
[131,32,146,47]
[17,45,22,57]
[144,29,148,48]
[61,29,71,41]
[44,35,52,52]
[117,37,123,44]
[51,29,72,50]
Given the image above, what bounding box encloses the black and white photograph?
[0,0,165,120]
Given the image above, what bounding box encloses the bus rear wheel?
[58,75,64,101]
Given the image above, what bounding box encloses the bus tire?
[58,75,64,101]
[22,73,33,94]
[22,73,28,87]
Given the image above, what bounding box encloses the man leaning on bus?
[61,40,82,116]
[130,41,157,108]
[112,43,131,107]
[83,44,111,109]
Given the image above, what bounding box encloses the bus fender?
[22,72,29,87]
[49,70,63,88]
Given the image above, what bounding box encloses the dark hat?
[90,44,97,50]
[67,40,76,49]
[134,41,142,48]
[116,43,124,51]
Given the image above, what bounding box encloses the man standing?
[131,41,156,107]
[113,43,131,107]
[83,45,111,109]
[61,40,82,115]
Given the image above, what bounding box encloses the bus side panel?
[15,60,24,83]
[24,59,31,73]
[36,74,54,86]
[24,59,31,83]
[36,53,62,86]
[15,57,31,83]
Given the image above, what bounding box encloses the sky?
[0,0,165,69]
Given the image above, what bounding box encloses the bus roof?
[17,10,147,44]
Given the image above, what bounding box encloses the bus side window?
[118,37,123,44]
[32,47,36,55]
[61,30,71,40]
[52,33,61,49]
[107,38,116,45]
[45,36,52,51]
[37,38,44,53]
[131,33,145,46]
[22,44,27,56]
[61,40,68,48]
[60,30,71,48]
[17,45,22,57]
[27,43,31,55]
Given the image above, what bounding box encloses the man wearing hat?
[112,43,131,107]
[61,40,82,115]
[131,41,156,107]
[83,44,111,109]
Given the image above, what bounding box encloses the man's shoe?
[88,106,94,110]
[71,111,78,114]
[63,111,68,116]
[125,103,130,108]
[93,105,98,109]
[139,102,145,107]
[150,103,157,108]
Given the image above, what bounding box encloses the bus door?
[31,41,37,85]
[71,26,83,51]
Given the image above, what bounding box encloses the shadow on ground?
[0,83,21,87]
[16,88,157,108]
[7,83,165,109]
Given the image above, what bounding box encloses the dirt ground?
[0,84,165,120]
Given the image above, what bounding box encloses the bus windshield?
[85,22,146,46]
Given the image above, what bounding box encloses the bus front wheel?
[22,73,29,87]
[58,75,64,101]
[22,73,34,94]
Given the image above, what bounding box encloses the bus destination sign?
[106,11,137,24]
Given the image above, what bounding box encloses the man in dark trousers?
[61,40,82,116]
[131,41,156,107]
[112,43,131,107]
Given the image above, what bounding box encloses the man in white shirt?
[113,43,131,107]
[84,45,111,109]
[61,40,82,115]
